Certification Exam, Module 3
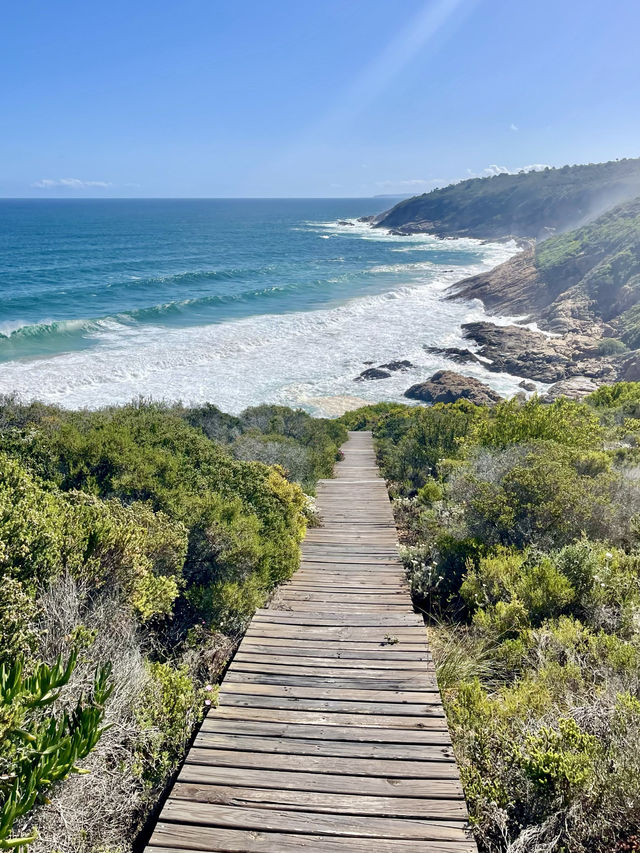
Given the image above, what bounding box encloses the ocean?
[0,198,522,415]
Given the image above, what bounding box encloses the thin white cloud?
[32,178,112,189]
[482,164,510,177]
[510,123,519,132]
[472,163,551,178]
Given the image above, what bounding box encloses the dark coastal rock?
[388,223,435,236]
[404,370,503,406]
[619,352,640,382]
[519,380,537,392]
[449,250,544,317]
[462,321,570,382]
[337,220,356,226]
[460,321,618,384]
[378,360,414,372]
[542,376,601,402]
[354,368,391,382]
[424,345,482,365]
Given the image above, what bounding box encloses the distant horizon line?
[0,194,411,201]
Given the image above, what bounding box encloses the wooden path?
[146,431,475,852]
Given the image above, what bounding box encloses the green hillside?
[374,158,640,239]
[534,196,640,339]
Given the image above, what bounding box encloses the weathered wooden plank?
[240,636,428,652]
[193,732,453,761]
[178,764,464,798]
[216,694,443,716]
[240,642,431,660]
[204,705,450,729]
[232,652,433,668]
[149,828,476,853]
[276,592,407,603]
[244,625,425,641]
[184,748,456,779]
[219,682,439,702]
[158,800,471,841]
[250,611,419,624]
[169,782,468,818]
[199,718,452,745]
[222,674,439,692]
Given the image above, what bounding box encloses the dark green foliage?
[338,402,407,431]
[468,396,604,450]
[234,404,346,491]
[134,661,203,787]
[0,452,187,623]
[453,441,618,550]
[372,400,478,493]
[0,401,312,630]
[184,402,242,443]
[595,337,628,355]
[375,158,640,239]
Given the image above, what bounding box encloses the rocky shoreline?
[349,250,636,406]
[348,196,640,406]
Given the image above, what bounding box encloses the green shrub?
[468,396,603,451]
[134,661,203,787]
[0,453,187,623]
[401,535,487,615]
[454,442,618,549]
[517,718,600,803]
[416,480,443,506]
[375,401,478,492]
[0,454,65,589]
[0,578,37,666]
[338,402,408,432]
[594,337,628,355]
[461,549,575,635]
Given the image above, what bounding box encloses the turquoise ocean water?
[0,198,521,414]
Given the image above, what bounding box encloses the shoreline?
[0,222,526,416]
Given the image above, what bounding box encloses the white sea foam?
[0,227,541,416]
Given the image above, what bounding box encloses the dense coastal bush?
[353,389,640,852]
[0,396,344,852]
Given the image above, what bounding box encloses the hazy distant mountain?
[372,158,640,240]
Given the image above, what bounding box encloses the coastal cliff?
[370,158,640,240]
[358,162,640,401]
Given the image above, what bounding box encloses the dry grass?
[429,622,499,692]
[16,576,156,853]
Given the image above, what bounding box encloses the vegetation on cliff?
[0,397,345,852]
[343,390,640,852]
[373,157,640,240]
[448,195,640,391]
[534,196,640,338]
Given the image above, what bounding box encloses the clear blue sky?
[2,0,639,197]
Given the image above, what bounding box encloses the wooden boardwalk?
[146,431,475,852]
